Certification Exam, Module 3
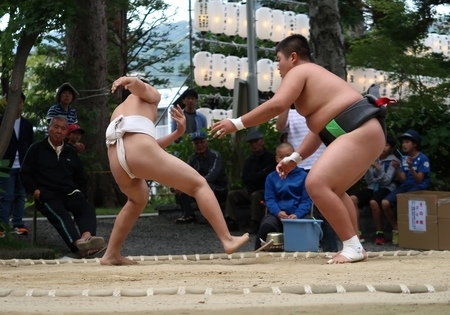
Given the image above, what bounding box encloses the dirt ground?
[1,251,449,314]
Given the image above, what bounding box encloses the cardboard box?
[397,191,450,250]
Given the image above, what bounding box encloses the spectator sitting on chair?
[174,131,228,224]
[255,143,312,250]
[0,92,34,237]
[66,123,86,153]
[225,129,277,234]
[381,129,430,245]
[171,89,207,142]
[350,134,399,245]
[20,115,105,258]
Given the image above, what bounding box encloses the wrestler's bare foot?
[100,254,138,266]
[223,233,250,254]
[327,248,367,264]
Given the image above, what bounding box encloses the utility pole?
[188,0,194,88]
[246,0,258,111]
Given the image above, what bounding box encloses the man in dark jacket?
[174,131,228,223]
[20,115,105,258]
[0,92,34,237]
[224,129,277,234]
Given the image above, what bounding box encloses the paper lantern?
[257,59,273,92]
[239,57,248,81]
[255,7,272,40]
[237,3,247,38]
[224,56,240,90]
[352,68,366,94]
[431,33,441,53]
[194,52,212,87]
[441,35,449,57]
[365,68,377,91]
[272,61,282,93]
[423,34,433,53]
[211,53,226,87]
[295,14,309,38]
[209,0,225,34]
[194,0,210,32]
[284,11,296,37]
[270,10,285,42]
[224,2,239,36]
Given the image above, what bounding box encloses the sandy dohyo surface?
[0,251,449,314]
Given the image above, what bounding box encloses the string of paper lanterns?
[194,0,310,41]
[193,51,432,98]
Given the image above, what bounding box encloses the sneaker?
[13,225,29,235]
[392,230,399,245]
[375,233,385,245]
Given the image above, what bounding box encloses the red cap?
[68,124,85,134]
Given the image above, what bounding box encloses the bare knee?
[305,176,326,201]
[184,176,207,197]
[381,200,390,211]
[369,199,379,210]
[350,195,359,205]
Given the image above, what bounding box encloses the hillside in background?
[143,20,191,88]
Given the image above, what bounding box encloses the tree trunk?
[66,0,119,207]
[309,0,347,80]
[0,32,39,159]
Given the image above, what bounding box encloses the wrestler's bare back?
[110,95,158,123]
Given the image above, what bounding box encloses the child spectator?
[255,143,312,250]
[66,123,85,153]
[381,129,430,245]
[350,134,399,245]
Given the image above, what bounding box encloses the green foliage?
[165,121,281,189]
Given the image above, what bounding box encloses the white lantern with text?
[211,53,226,87]
[194,0,210,32]
[351,68,367,94]
[257,59,273,92]
[224,2,239,36]
[284,11,296,37]
[295,14,309,38]
[224,56,240,90]
[237,3,247,38]
[255,7,272,40]
[272,62,282,93]
[270,10,285,42]
[365,68,377,92]
[209,0,225,34]
[441,35,449,57]
[194,52,212,87]
[431,33,441,54]
[239,57,248,81]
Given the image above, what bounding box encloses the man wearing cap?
[170,89,207,142]
[381,129,430,245]
[66,123,86,153]
[174,131,228,224]
[46,82,80,125]
[224,129,277,234]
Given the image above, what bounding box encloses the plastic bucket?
[281,219,323,252]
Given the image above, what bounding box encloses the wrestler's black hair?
[276,34,311,61]
[121,78,150,102]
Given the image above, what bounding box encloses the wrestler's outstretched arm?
[111,76,161,106]
[157,105,186,149]
[211,67,304,137]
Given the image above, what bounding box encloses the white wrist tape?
[281,152,302,164]
[228,117,245,130]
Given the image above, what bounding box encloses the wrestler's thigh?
[127,144,206,196]
[308,119,384,195]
